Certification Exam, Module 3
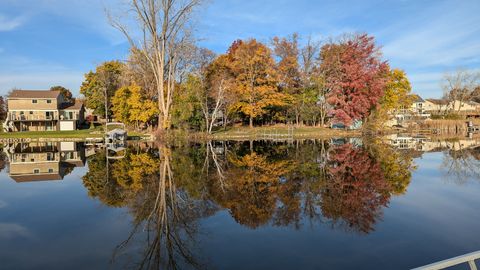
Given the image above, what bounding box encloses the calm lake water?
[1,137,480,270]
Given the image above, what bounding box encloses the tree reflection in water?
[442,144,480,184]
[83,143,214,269]
[82,139,418,268]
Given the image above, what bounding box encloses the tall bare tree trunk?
[109,0,203,132]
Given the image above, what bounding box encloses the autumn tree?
[373,68,413,127]
[112,84,158,129]
[50,86,73,102]
[80,61,125,119]
[123,47,157,99]
[111,86,132,124]
[171,47,228,132]
[299,37,330,126]
[109,0,204,130]
[320,34,389,126]
[381,68,412,112]
[229,39,289,128]
[204,54,234,132]
[273,34,302,125]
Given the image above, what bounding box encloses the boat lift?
[105,122,127,143]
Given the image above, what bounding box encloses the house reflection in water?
[3,142,87,182]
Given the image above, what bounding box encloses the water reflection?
[1,136,480,269]
[2,142,87,182]
[385,134,480,184]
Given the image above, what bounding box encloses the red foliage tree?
[320,34,388,125]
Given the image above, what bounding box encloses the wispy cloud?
[0,14,26,31]
[2,0,124,45]
[382,1,480,68]
[0,223,31,239]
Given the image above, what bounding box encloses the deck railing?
[8,115,58,121]
[412,251,480,270]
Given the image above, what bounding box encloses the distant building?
[389,94,480,127]
[4,90,85,132]
[389,94,431,126]
[425,98,480,116]
[424,98,450,114]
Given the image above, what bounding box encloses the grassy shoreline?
[203,126,363,140]
[1,123,473,142]
[0,128,149,140]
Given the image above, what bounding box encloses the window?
[47,100,52,104]
[33,169,40,174]
[29,111,33,115]
[48,169,54,173]
[32,100,37,103]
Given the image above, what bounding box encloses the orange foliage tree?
[228,39,291,127]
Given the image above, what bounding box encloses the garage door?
[59,121,75,131]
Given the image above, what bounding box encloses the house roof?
[60,98,84,110]
[9,90,61,99]
[409,94,424,103]
[10,173,63,182]
[426,98,449,105]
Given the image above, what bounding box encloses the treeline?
[78,0,414,133]
[80,34,412,132]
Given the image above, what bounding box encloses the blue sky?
[0,0,479,98]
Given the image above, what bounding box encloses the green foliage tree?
[171,75,205,130]
[50,86,73,102]
[80,61,124,118]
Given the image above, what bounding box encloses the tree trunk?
[249,117,253,128]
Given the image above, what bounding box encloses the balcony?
[8,114,59,121]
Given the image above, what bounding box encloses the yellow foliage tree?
[382,68,413,112]
[112,86,132,124]
[375,68,413,127]
[111,84,158,129]
[229,39,291,127]
[127,85,158,129]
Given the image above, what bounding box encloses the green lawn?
[211,126,360,139]
[0,127,149,139]
[0,129,102,139]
